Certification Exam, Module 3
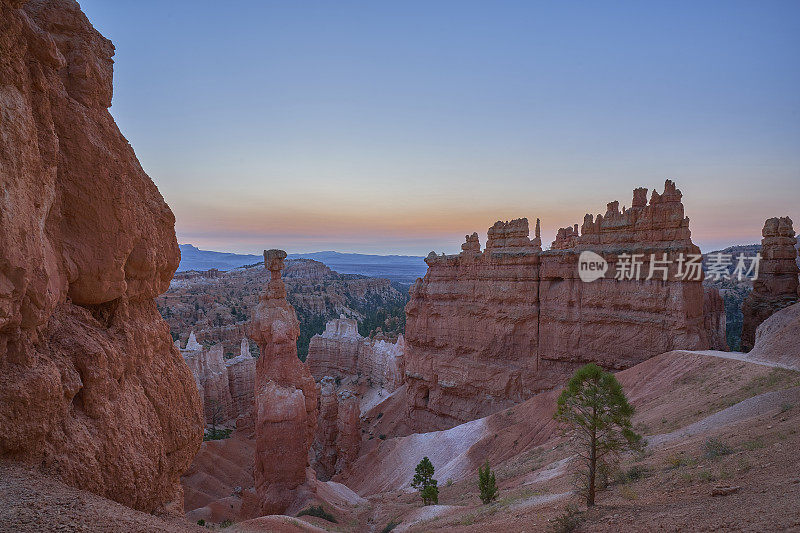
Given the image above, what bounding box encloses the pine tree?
[411,456,439,505]
[554,363,643,506]
[478,460,499,504]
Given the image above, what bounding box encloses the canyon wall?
[741,217,799,351]
[404,180,721,429]
[182,338,256,429]
[0,0,202,514]
[247,250,318,514]
[306,316,405,390]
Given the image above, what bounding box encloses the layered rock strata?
[741,217,799,351]
[404,180,719,429]
[306,317,406,391]
[0,0,202,513]
[247,250,318,514]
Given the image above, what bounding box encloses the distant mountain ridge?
[178,244,427,283]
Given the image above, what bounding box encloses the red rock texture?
[0,0,202,514]
[247,250,318,514]
[704,287,729,351]
[306,317,406,391]
[311,379,362,481]
[741,217,799,351]
[404,180,717,430]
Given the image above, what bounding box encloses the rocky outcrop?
[306,317,406,391]
[181,336,256,430]
[306,318,362,379]
[404,180,715,429]
[248,250,318,514]
[704,287,729,351]
[741,217,799,351]
[748,301,800,369]
[311,379,362,481]
[183,345,235,426]
[0,0,202,514]
[226,351,257,432]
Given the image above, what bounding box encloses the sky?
[79,0,800,255]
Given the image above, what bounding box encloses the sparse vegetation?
[203,428,233,441]
[703,438,733,460]
[478,460,499,504]
[554,363,644,506]
[411,456,439,505]
[297,505,337,523]
[549,506,584,533]
[380,518,401,533]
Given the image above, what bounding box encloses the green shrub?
[203,428,233,441]
[197,519,205,526]
[297,505,337,523]
[478,460,499,504]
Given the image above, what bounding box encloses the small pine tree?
[411,456,439,505]
[478,460,499,504]
[554,363,643,506]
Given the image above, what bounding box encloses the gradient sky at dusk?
[80,0,800,255]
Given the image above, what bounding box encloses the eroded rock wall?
[0,0,202,514]
[741,217,799,351]
[306,317,405,390]
[404,180,716,429]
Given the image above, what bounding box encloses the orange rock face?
[0,0,202,514]
[248,250,318,514]
[404,180,716,429]
[741,217,799,351]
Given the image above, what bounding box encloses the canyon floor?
[7,349,796,532]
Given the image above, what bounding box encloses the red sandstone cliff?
[0,0,202,514]
[247,250,318,515]
[741,217,799,351]
[404,180,718,430]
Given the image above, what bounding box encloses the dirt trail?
[686,349,799,371]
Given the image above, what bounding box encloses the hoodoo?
[741,217,799,351]
[247,250,318,514]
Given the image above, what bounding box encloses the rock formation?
[306,316,406,391]
[181,336,256,430]
[741,217,799,351]
[703,287,729,351]
[247,250,318,514]
[404,180,719,429]
[0,0,202,514]
[311,378,362,481]
[186,330,203,351]
[158,258,408,359]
